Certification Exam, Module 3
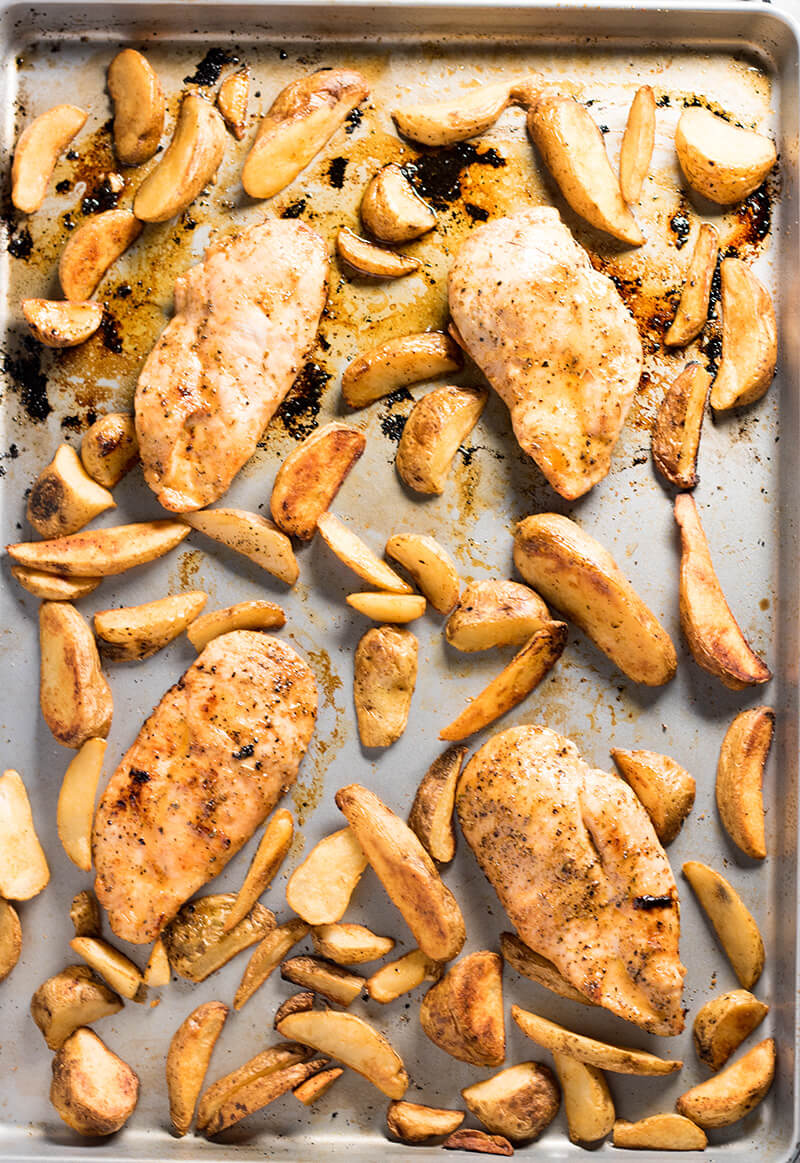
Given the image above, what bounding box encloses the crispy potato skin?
[443,1128,514,1155]
[693,989,769,1071]
[274,992,315,1027]
[0,899,21,983]
[161,894,275,983]
[396,384,487,494]
[462,1061,560,1142]
[166,1000,229,1136]
[716,706,773,860]
[446,580,548,651]
[270,423,366,539]
[676,1038,776,1127]
[682,861,765,990]
[27,444,115,539]
[39,602,113,748]
[665,223,718,347]
[9,520,189,577]
[500,933,593,1006]
[342,332,462,410]
[407,745,467,863]
[50,1027,139,1136]
[70,890,101,938]
[195,1042,311,1131]
[420,951,505,1067]
[280,955,365,1006]
[107,49,165,165]
[276,1009,409,1099]
[651,363,711,490]
[217,69,249,139]
[511,1005,682,1075]
[81,413,139,488]
[94,591,208,661]
[234,919,309,1010]
[31,966,122,1050]
[354,625,418,747]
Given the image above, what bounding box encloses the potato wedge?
[675,107,776,204]
[682,861,764,989]
[225,808,294,933]
[443,1128,514,1155]
[462,1061,560,1143]
[710,257,777,411]
[57,737,105,870]
[551,1052,614,1144]
[385,533,460,614]
[183,507,299,584]
[0,899,21,983]
[27,444,115,539]
[31,965,122,1050]
[361,163,437,243]
[270,422,366,539]
[286,827,367,924]
[11,566,100,601]
[70,937,144,1002]
[675,494,771,689]
[499,933,592,1006]
[440,622,567,742]
[277,1009,409,1099]
[354,624,418,747]
[81,413,139,488]
[167,1000,229,1136]
[202,1056,328,1136]
[0,770,50,900]
[12,104,87,212]
[343,331,462,410]
[70,890,101,938]
[337,227,420,278]
[196,1041,312,1132]
[162,894,275,983]
[408,745,467,863]
[143,937,170,987]
[613,1113,708,1150]
[347,592,427,622]
[94,591,207,661]
[651,363,712,490]
[275,992,315,1027]
[134,94,227,222]
[59,208,143,301]
[311,923,395,965]
[234,918,310,1010]
[694,989,769,1072]
[387,1100,465,1142]
[446,580,548,651]
[317,513,412,592]
[367,948,443,1003]
[22,298,103,348]
[528,96,644,246]
[396,384,488,493]
[187,599,286,651]
[217,68,249,140]
[421,951,504,1067]
[619,85,655,203]
[665,223,719,347]
[39,601,113,748]
[392,79,513,146]
[514,513,677,686]
[336,782,465,962]
[8,519,189,576]
[511,1006,682,1075]
[108,48,165,164]
[281,955,365,1005]
[677,1038,775,1127]
[716,706,773,860]
[243,69,368,199]
[50,1028,139,1136]
[293,1066,343,1104]
[610,748,696,844]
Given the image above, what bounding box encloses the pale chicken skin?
[448,208,642,499]
[92,632,317,943]
[135,218,328,512]
[457,725,685,1035]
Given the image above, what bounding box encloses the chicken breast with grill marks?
[457,725,685,1035]
[135,218,328,512]
[92,632,317,943]
[448,208,642,499]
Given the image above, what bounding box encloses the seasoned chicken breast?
[135,219,328,512]
[457,725,685,1035]
[93,632,317,943]
[448,209,642,499]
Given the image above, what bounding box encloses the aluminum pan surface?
[0,3,798,1160]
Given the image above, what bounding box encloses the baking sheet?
[0,2,798,1159]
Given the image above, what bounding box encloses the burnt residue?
[702,332,723,377]
[184,48,236,86]
[3,337,51,421]
[590,258,673,359]
[707,254,723,317]
[402,142,506,209]
[7,227,32,259]
[633,894,674,910]
[380,413,408,442]
[735,181,772,244]
[656,94,671,108]
[276,360,330,438]
[668,211,691,249]
[464,202,489,223]
[281,198,307,220]
[99,312,123,354]
[81,176,121,215]
[345,107,364,134]
[327,157,348,189]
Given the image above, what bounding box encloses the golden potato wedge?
[440,622,567,742]
[361,163,437,243]
[694,989,769,1072]
[81,413,139,488]
[311,922,395,965]
[716,706,773,860]
[293,1066,343,1105]
[354,624,418,747]
[511,1006,682,1075]
[682,861,764,989]
[651,363,712,490]
[528,96,644,245]
[392,79,513,146]
[70,937,144,1002]
[551,1052,614,1144]
[31,965,122,1050]
[11,566,100,601]
[8,520,188,576]
[443,1128,514,1156]
[243,69,368,199]
[677,1038,775,1127]
[167,1000,229,1136]
[277,1009,409,1099]
[286,827,367,924]
[217,68,249,139]
[281,955,365,1005]
[347,592,427,622]
[143,937,170,987]
[710,257,777,411]
[462,1061,560,1143]
[183,507,299,584]
[274,992,315,1027]
[675,494,771,689]
[408,745,467,863]
[59,208,143,300]
[39,601,113,748]
[343,332,462,410]
[202,1055,328,1136]
[396,383,488,494]
[27,444,115,539]
[446,580,548,651]
[162,894,275,984]
[675,107,776,204]
[619,85,655,203]
[0,899,21,983]
[187,599,286,651]
[613,1113,708,1150]
[234,919,310,1010]
[22,298,103,348]
[336,782,465,962]
[94,591,207,661]
[514,513,677,686]
[108,49,165,164]
[499,933,592,1006]
[12,104,87,212]
[385,532,460,614]
[225,808,294,932]
[57,737,105,871]
[50,1028,139,1136]
[665,223,719,347]
[610,748,696,844]
[0,770,50,900]
[367,948,443,1003]
[336,227,420,278]
[70,890,101,938]
[196,1041,312,1132]
[387,1100,465,1142]
[270,422,366,539]
[420,951,504,1067]
[134,94,227,222]
[317,513,411,592]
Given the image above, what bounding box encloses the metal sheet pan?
[0,1,798,1159]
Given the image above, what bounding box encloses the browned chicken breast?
[135,219,328,512]
[448,209,642,499]
[457,725,685,1035]
[92,632,317,943]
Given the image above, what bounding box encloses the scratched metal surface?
[0,2,798,1159]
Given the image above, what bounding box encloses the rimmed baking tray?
[0,1,798,1159]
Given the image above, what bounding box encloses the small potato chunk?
[217,68,249,139]
[716,706,773,860]
[619,85,655,203]
[27,444,115,539]
[57,737,106,871]
[184,507,299,584]
[143,938,170,987]
[682,861,764,989]
[286,827,367,924]
[81,413,139,488]
[50,1028,139,1136]
[196,1042,312,1132]
[337,228,420,278]
[614,1113,708,1150]
[234,919,310,1010]
[408,745,467,863]
[443,1128,514,1155]
[108,49,165,165]
[610,748,696,844]
[70,937,144,1002]
[317,513,411,593]
[312,922,395,965]
[665,223,719,347]
[12,104,87,212]
[651,363,712,490]
[511,1006,682,1075]
[675,107,776,204]
[396,384,487,493]
[95,591,207,661]
[22,299,103,348]
[694,989,769,1072]
[293,1066,343,1104]
[551,1052,614,1144]
[367,948,442,1003]
[387,1099,464,1142]
[354,625,418,747]
[225,808,294,932]
[676,1038,775,1127]
[70,890,101,938]
[59,208,143,301]
[392,79,513,146]
[161,894,275,983]
[167,1001,229,1136]
[710,257,777,411]
[281,955,365,1005]
[277,1009,409,1099]
[361,163,437,243]
[270,422,366,539]
[0,769,50,901]
[446,580,548,651]
[11,566,100,601]
[500,933,592,1006]
[347,592,426,623]
[134,94,227,222]
[8,520,189,576]
[0,899,21,982]
[462,1061,560,1143]
[31,965,122,1050]
[187,599,286,651]
[385,533,460,614]
[342,331,462,409]
[420,951,505,1067]
[39,601,113,748]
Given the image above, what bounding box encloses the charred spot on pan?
[345,106,364,134]
[735,182,772,244]
[668,211,691,250]
[81,176,121,215]
[99,311,123,354]
[276,360,330,439]
[656,94,671,108]
[281,198,307,220]
[702,332,723,377]
[464,202,489,223]
[380,412,408,443]
[3,337,51,421]
[633,894,674,910]
[707,254,723,317]
[7,226,32,259]
[184,48,237,87]
[402,142,506,209]
[327,157,348,189]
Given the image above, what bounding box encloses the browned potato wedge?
[665,223,719,347]
[408,745,467,863]
[187,599,286,651]
[202,1056,328,1136]
[499,933,592,1006]
[167,1001,229,1136]
[514,513,677,686]
[610,748,696,844]
[462,1061,560,1143]
[354,625,418,747]
[347,592,427,622]
[551,1052,614,1144]
[367,948,442,1003]
[677,1038,775,1127]
[361,163,437,243]
[311,922,395,965]
[27,444,115,538]
[286,827,367,924]
[225,808,294,932]
[70,890,101,938]
[11,566,101,601]
[392,79,513,146]
[293,1066,343,1104]
[108,49,165,164]
[396,384,488,494]
[443,1128,514,1155]
[274,992,315,1027]
[317,513,411,592]
[528,96,644,246]
[243,69,368,199]
[22,299,103,348]
[134,94,226,222]
[281,955,365,1005]
[387,1100,465,1142]
[511,1006,682,1075]
[710,257,777,411]
[694,989,769,1072]
[70,937,144,1002]
[12,104,87,212]
[651,363,712,490]
[343,331,462,410]
[8,519,189,576]
[446,580,548,651]
[234,919,310,1010]
[614,1113,708,1150]
[270,422,366,539]
[682,861,764,989]
[277,1009,409,1099]
[81,413,139,488]
[50,1028,139,1136]
[0,899,21,983]
[217,68,249,139]
[94,591,207,661]
[196,1042,312,1132]
[162,894,274,984]
[675,494,771,689]
[39,601,113,748]
[143,938,170,987]
[337,228,420,278]
[675,107,776,204]
[57,737,105,870]
[619,85,655,203]
[716,706,773,860]
[420,951,504,1067]
[59,209,143,300]
[385,532,460,614]
[183,508,299,584]
[0,770,50,899]
[31,965,122,1050]
[336,783,465,962]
